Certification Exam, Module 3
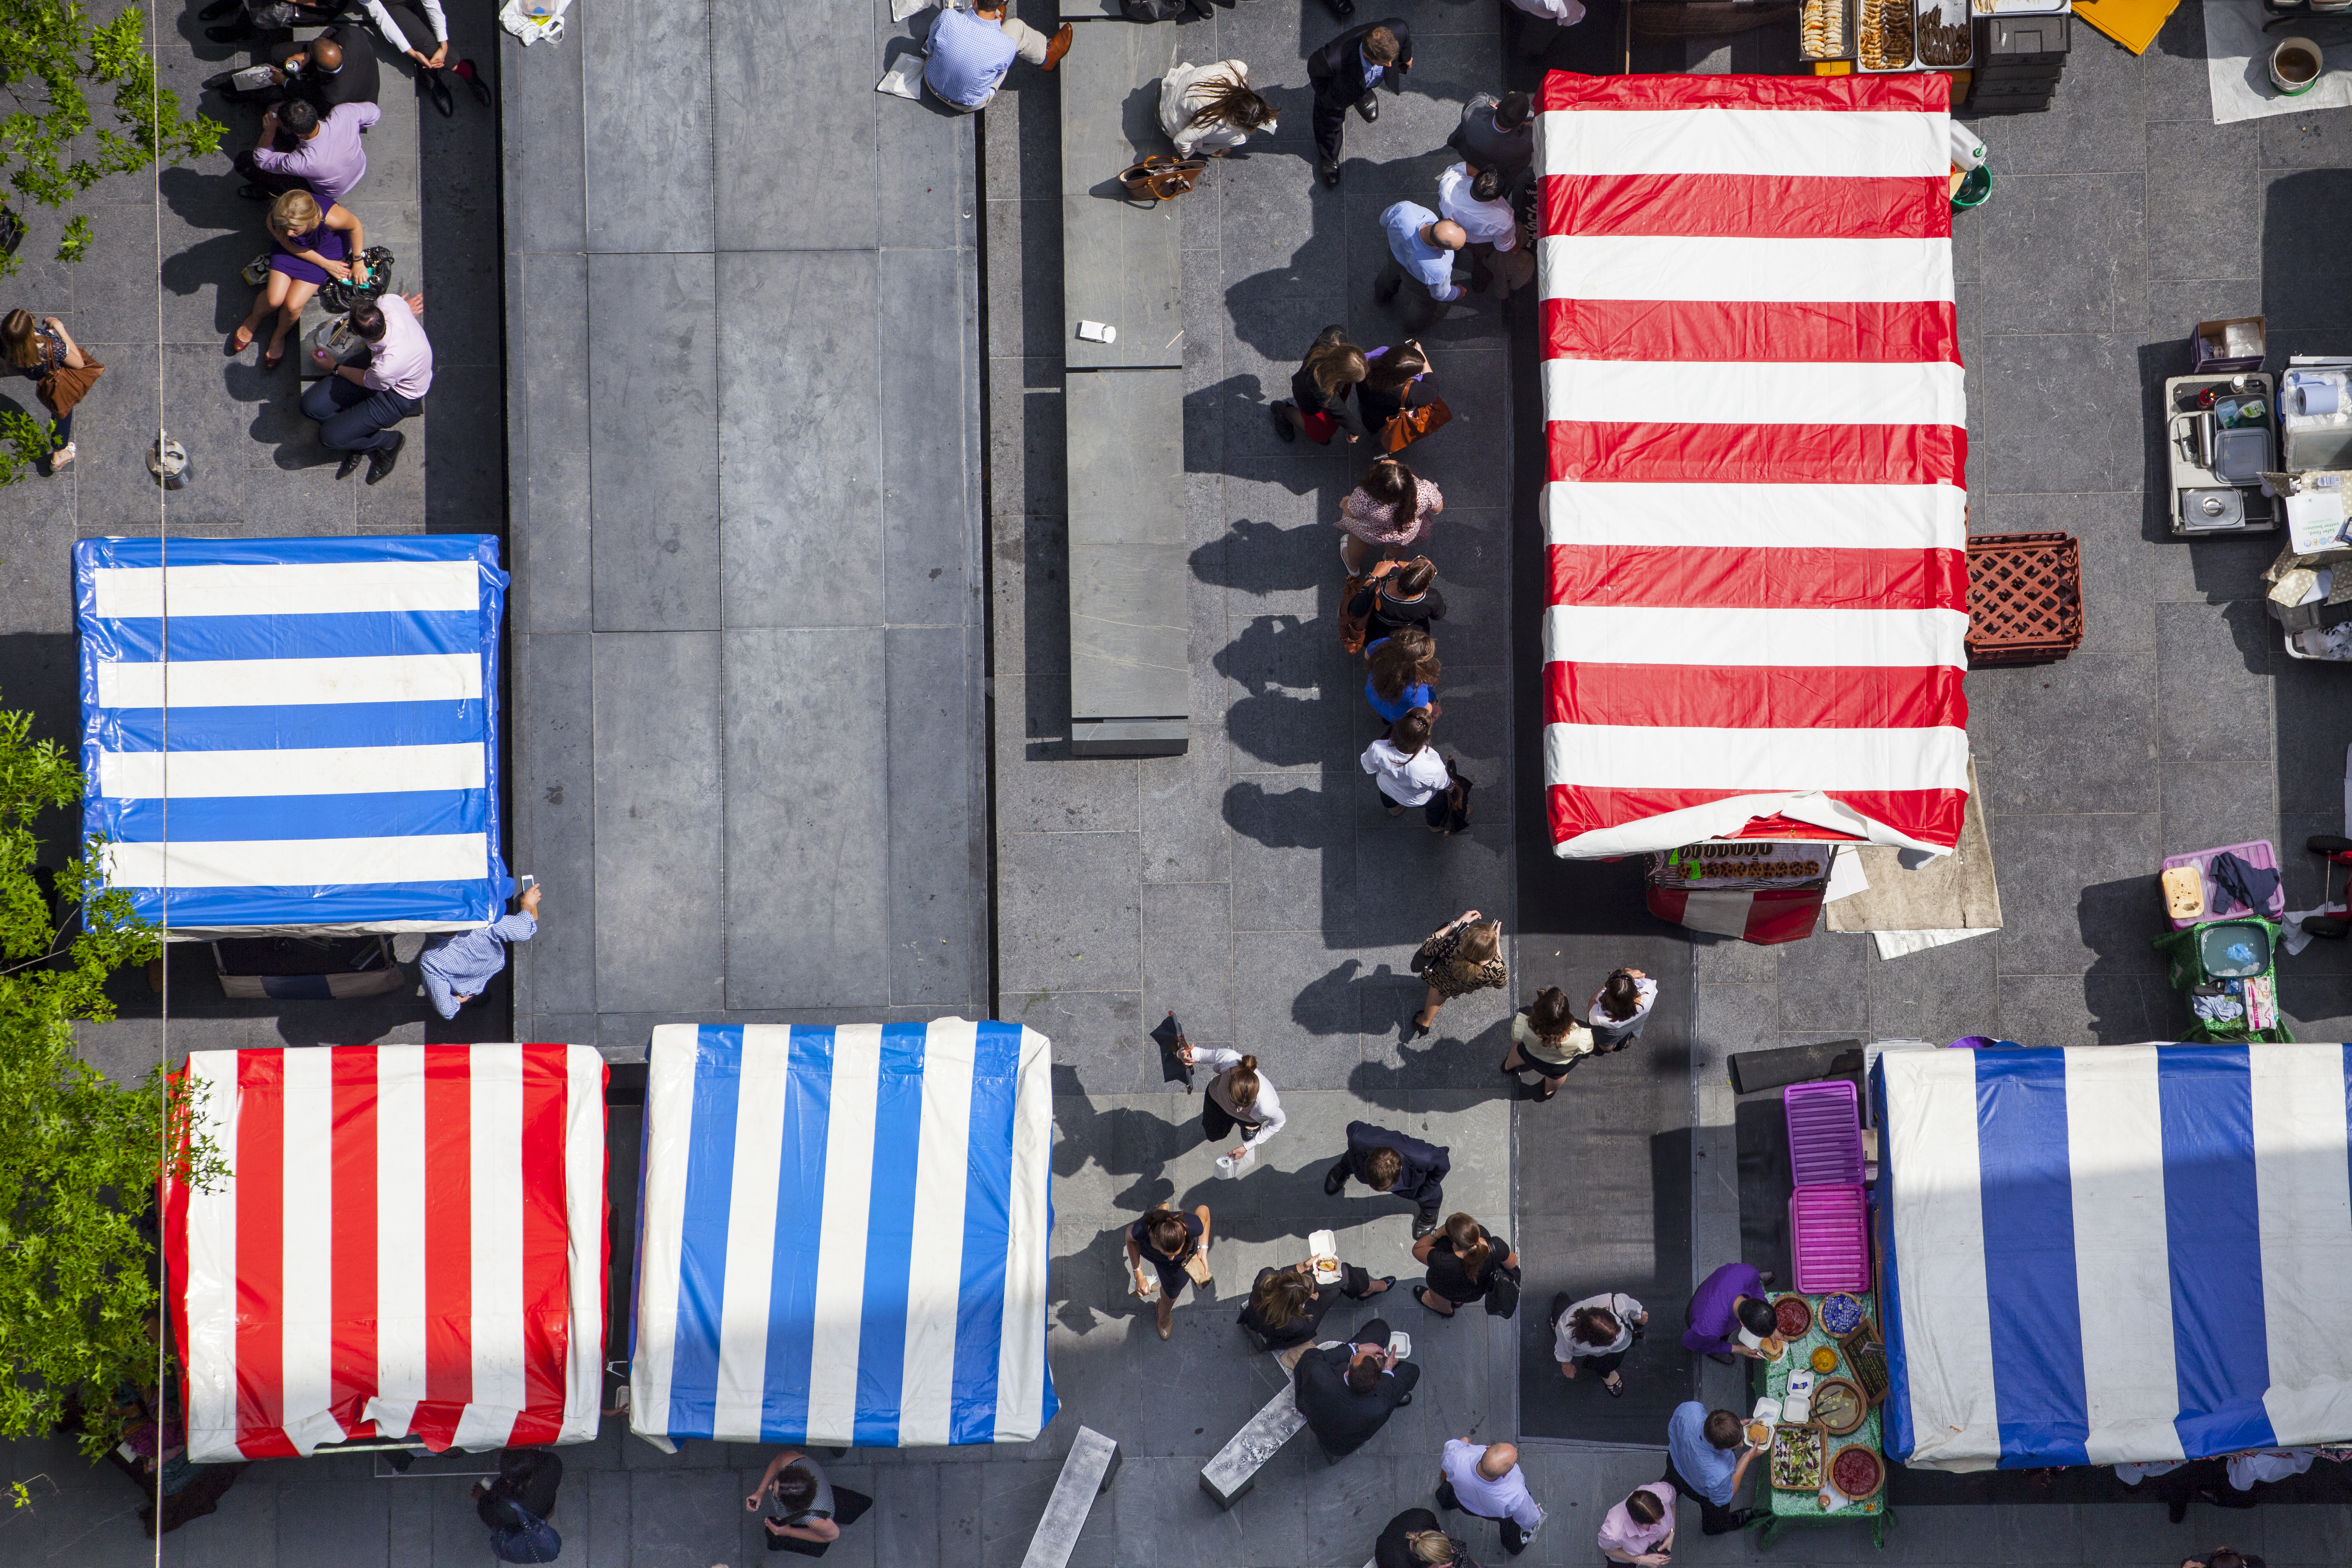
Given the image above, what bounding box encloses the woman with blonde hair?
[1173,1044,1288,1160]
[1160,59,1277,159]
[1407,908,1505,1037]
[232,187,364,370]
[1411,1211,1517,1318]
[1375,1508,1466,1568]
[3,307,96,472]
[1271,323,1369,446]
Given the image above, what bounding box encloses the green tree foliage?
[0,702,198,1459]
[2,0,225,279]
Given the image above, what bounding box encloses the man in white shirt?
[1437,162,1533,301]
[1509,0,1588,57]
[303,291,433,484]
[1438,1439,1544,1555]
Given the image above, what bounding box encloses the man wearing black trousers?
[1306,17,1414,188]
[1324,1119,1451,1240]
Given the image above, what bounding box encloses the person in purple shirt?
[1681,1260,1777,1364]
[235,97,380,209]
[304,291,431,483]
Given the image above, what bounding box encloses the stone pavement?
[495,0,993,1047]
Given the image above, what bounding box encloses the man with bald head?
[1376,200,1470,331]
[207,26,381,114]
[1438,1437,1544,1555]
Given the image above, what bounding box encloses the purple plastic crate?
[1785,1080,1864,1188]
[1791,1184,1870,1294]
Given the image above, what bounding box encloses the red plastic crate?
[1791,1184,1870,1294]
[1966,531,2084,668]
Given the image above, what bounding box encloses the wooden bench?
[1199,1377,1309,1509]
[1058,16,1189,757]
[1020,1425,1121,1568]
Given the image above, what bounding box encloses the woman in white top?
[1177,1045,1286,1160]
[1158,60,1277,160]
[1499,986,1592,1102]
[1550,1289,1647,1397]
[1361,707,1454,831]
[1586,969,1658,1052]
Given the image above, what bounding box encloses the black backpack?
[488,1500,562,1563]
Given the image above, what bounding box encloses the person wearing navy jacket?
[1323,1119,1451,1239]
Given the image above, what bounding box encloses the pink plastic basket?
[2160,840,2285,930]
[1791,1184,1870,1294]
[1784,1080,1864,1188]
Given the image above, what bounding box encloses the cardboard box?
[2193,315,2267,374]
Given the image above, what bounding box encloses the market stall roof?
[1535,72,1971,859]
[75,535,510,938]
[1876,1043,2352,1472]
[629,1020,1057,1448]
[164,1044,606,1462]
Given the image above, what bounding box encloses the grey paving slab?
[1965,652,2161,817]
[885,622,986,1007]
[1060,19,1187,369]
[712,0,882,252]
[881,244,984,628]
[586,251,720,631]
[515,631,598,1021]
[513,251,592,635]
[581,0,714,253]
[593,631,725,1013]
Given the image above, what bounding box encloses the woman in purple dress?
[230,188,364,371]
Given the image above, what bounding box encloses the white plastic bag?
[1214,1145,1258,1179]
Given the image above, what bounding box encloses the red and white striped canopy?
[1536,73,1970,859]
[165,1044,606,1462]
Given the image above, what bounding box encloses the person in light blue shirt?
[417,881,539,1018]
[1662,1401,1759,1536]
[923,2,1071,113]
[1375,201,1467,330]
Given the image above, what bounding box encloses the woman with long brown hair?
[1364,626,1441,724]
[3,307,95,473]
[1237,1257,1394,1366]
[1500,985,1591,1101]
[232,188,364,371]
[1355,338,1434,446]
[1173,1044,1288,1160]
[1159,59,1277,159]
[1124,1201,1213,1341]
[1586,967,1658,1052]
[1271,324,1368,446]
[1335,456,1443,573]
[1408,909,1505,1038]
[1411,1211,1517,1318]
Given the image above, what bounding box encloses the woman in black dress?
[1237,1260,1394,1365]
[1124,1202,1212,1341]
[1376,1507,1466,1568]
[1411,1212,1517,1318]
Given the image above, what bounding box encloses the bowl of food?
[1810,1377,1867,1436]
[1831,1443,1883,1500]
[1819,1292,1866,1336]
[1810,1345,1840,1375]
[1774,1295,1813,1339]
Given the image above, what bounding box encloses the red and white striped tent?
[164,1044,606,1461]
[1536,73,1971,860]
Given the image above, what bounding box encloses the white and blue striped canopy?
[630,1021,1057,1448]
[75,536,510,936]
[1877,1043,2352,1471]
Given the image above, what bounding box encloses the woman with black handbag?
[1410,1212,1517,1319]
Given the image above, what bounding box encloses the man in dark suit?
[1324,1119,1451,1239]
[205,29,381,113]
[1294,1320,1419,1459]
[1305,18,1413,188]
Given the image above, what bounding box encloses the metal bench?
[1057,16,1189,757]
[1020,1425,1121,1568]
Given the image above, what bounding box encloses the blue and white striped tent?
[1876,1043,2352,1471]
[630,1021,1057,1448]
[75,536,510,937]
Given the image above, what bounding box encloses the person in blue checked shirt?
[1375,201,1469,333]
[413,879,539,1019]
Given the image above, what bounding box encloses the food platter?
[1798,0,1853,60]
[1819,1293,1866,1336]
[1914,0,1973,66]
[1857,0,1914,70]
[1831,1444,1883,1500]
[1810,1377,1867,1436]
[1770,1423,1827,1492]
[1774,1295,1813,1339]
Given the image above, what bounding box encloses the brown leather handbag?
[1381,393,1451,454]
[1119,155,1209,206]
[37,357,104,418]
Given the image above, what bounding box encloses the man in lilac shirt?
[237,97,380,208]
[1681,1260,1777,1364]
[417,882,540,1019]
[303,292,431,483]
